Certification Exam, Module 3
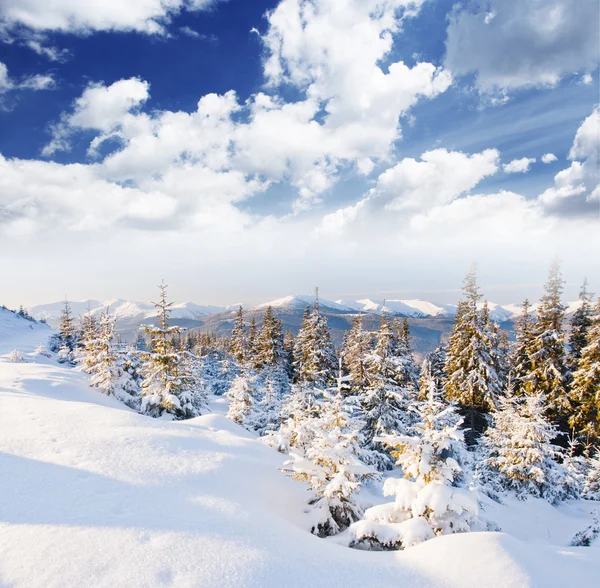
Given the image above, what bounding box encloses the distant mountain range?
[26,295,582,359]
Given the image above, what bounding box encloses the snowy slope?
[0,307,50,341]
[255,295,354,312]
[1,327,598,587]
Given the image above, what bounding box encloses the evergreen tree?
[569,279,594,369]
[444,266,502,443]
[350,384,477,550]
[293,294,337,388]
[139,282,204,419]
[341,314,371,394]
[283,329,295,378]
[427,344,447,392]
[230,305,247,364]
[569,298,600,442]
[255,306,285,369]
[510,299,536,396]
[226,372,256,429]
[282,388,376,537]
[393,317,419,389]
[528,261,570,425]
[247,316,257,366]
[482,393,567,503]
[58,298,77,352]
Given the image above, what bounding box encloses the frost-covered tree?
[252,364,290,435]
[230,306,247,364]
[293,295,337,388]
[283,329,295,378]
[58,299,77,351]
[569,298,600,442]
[83,310,139,407]
[255,305,285,369]
[349,383,477,550]
[482,393,566,503]
[427,344,447,393]
[570,279,594,369]
[394,318,419,389]
[139,282,204,419]
[582,451,600,500]
[444,266,502,444]
[341,314,371,394]
[282,388,376,537]
[527,261,570,425]
[226,372,256,429]
[510,299,537,396]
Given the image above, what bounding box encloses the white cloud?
[503,157,536,174]
[0,60,55,96]
[444,0,599,93]
[541,153,558,164]
[42,0,451,212]
[581,73,593,85]
[0,0,222,35]
[319,147,499,234]
[26,40,70,62]
[539,106,600,217]
[43,78,150,155]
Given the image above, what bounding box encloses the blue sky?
[0,0,598,307]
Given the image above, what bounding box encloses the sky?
[0,0,599,308]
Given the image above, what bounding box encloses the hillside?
[0,324,598,587]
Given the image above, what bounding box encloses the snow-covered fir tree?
[569,279,594,370]
[230,305,247,364]
[510,299,537,396]
[282,386,376,537]
[527,261,570,426]
[481,392,567,503]
[569,297,600,442]
[582,451,600,500]
[426,344,447,393]
[341,314,371,394]
[253,365,289,435]
[226,371,257,429]
[83,310,139,407]
[293,293,337,389]
[349,382,477,550]
[139,282,205,419]
[444,265,502,444]
[359,314,418,470]
[394,318,419,389]
[254,305,285,369]
[58,299,77,351]
[283,329,295,378]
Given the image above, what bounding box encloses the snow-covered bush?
[56,344,75,365]
[583,453,600,500]
[9,349,25,362]
[481,393,567,503]
[33,344,52,358]
[348,385,478,549]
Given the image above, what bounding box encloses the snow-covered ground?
[0,317,598,587]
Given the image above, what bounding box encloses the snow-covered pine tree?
[444,266,501,444]
[349,381,477,549]
[230,305,247,364]
[510,299,536,396]
[293,293,337,389]
[427,344,447,392]
[247,316,257,366]
[226,371,257,429]
[569,297,600,442]
[569,279,594,369]
[341,314,371,394]
[255,305,285,369]
[87,310,139,407]
[253,364,289,435]
[582,451,600,500]
[393,317,420,389]
[283,329,295,378]
[139,282,203,419]
[282,387,376,537]
[527,261,570,427]
[482,392,567,503]
[56,299,78,363]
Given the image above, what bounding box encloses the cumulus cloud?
[539,106,600,218]
[320,148,499,234]
[444,0,600,93]
[40,0,452,214]
[503,157,536,174]
[541,153,558,164]
[0,0,222,35]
